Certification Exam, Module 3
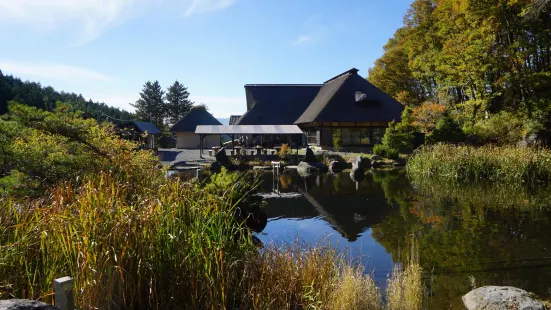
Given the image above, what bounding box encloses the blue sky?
[0,0,412,118]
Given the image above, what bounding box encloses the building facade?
[170,106,221,149]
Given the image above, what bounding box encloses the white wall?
[175,132,220,149]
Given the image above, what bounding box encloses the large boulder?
[209,161,222,174]
[0,299,59,310]
[349,168,365,183]
[462,286,544,310]
[304,147,317,163]
[329,161,346,173]
[296,161,327,177]
[351,156,370,170]
[215,147,231,167]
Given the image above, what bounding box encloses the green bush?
[333,129,343,152]
[373,144,400,160]
[426,114,465,144]
[380,108,416,154]
[471,111,524,145]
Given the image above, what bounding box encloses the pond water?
[256,169,551,309]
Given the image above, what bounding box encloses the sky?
[0,0,412,119]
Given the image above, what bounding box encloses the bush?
[381,108,417,154]
[471,111,524,145]
[278,143,292,160]
[333,129,342,152]
[373,144,400,160]
[426,114,465,144]
[407,143,551,184]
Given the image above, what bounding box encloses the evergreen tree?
[132,81,166,128]
[165,80,193,125]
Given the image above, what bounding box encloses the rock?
[304,147,317,163]
[296,161,327,177]
[0,299,59,310]
[253,166,272,171]
[215,147,231,167]
[370,155,383,161]
[462,286,544,310]
[209,161,221,173]
[372,160,384,168]
[237,162,249,172]
[351,156,370,170]
[329,161,346,173]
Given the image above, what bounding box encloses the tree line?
[131,80,194,130]
[368,0,551,133]
[0,70,134,122]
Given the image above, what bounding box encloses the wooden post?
[54,276,74,310]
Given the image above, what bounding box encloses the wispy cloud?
[292,15,326,46]
[0,61,112,83]
[0,0,151,44]
[184,0,238,17]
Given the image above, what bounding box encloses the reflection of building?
[262,172,394,241]
[170,106,221,149]
[236,68,403,147]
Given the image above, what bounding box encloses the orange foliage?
[411,102,446,132]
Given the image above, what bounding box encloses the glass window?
[350,128,361,145]
[360,128,371,145]
[341,128,351,145]
[306,129,318,145]
[372,127,385,145]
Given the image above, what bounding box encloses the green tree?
[165,80,193,125]
[132,80,166,128]
[426,114,465,144]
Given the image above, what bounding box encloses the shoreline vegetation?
[0,103,424,309]
[406,144,551,185]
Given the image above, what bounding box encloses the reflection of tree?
[371,179,551,308]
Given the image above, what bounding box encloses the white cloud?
[0,0,151,44]
[292,15,326,46]
[0,60,112,83]
[184,0,238,17]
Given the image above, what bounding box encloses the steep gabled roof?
[229,115,242,125]
[133,121,161,134]
[170,106,222,132]
[236,84,322,125]
[295,68,404,124]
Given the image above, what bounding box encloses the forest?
[368,0,551,142]
[0,70,133,122]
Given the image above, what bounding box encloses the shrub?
[472,111,524,145]
[426,114,465,144]
[333,129,343,152]
[380,108,416,154]
[407,143,551,184]
[411,102,446,133]
[278,143,292,160]
[373,144,400,160]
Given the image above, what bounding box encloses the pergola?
[195,125,304,157]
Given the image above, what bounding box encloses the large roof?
[295,68,404,124]
[236,85,322,125]
[170,106,222,132]
[195,125,303,135]
[118,121,160,134]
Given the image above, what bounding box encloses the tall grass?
[0,168,424,309]
[407,143,551,184]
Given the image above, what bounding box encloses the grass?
[407,143,551,184]
[0,166,424,309]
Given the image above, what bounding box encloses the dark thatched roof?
[133,121,161,134]
[294,68,404,124]
[170,106,222,132]
[236,84,322,125]
[229,115,242,125]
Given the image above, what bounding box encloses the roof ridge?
[244,84,323,87]
[323,68,359,84]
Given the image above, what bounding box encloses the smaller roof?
[133,121,161,134]
[195,125,303,135]
[229,115,242,125]
[170,106,222,132]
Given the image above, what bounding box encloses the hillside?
[0,70,133,122]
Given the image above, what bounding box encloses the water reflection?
[258,169,551,309]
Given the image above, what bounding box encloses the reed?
[0,168,424,309]
[407,143,551,184]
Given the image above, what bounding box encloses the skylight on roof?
[355,91,368,102]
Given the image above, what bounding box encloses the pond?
[255,169,551,309]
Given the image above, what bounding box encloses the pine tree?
[165,80,193,125]
[131,81,166,128]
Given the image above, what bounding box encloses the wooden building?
[170,106,221,149]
